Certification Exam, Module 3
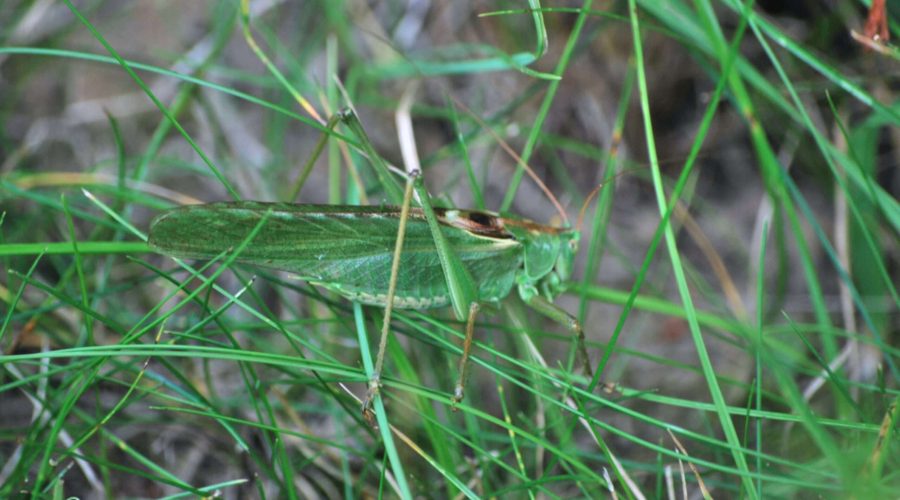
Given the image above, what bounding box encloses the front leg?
[519,283,593,379]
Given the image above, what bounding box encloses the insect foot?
[362,377,382,425]
[450,386,466,412]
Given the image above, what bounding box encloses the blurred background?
[1,1,897,498]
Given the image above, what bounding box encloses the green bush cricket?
[148,109,593,412]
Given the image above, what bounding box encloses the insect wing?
[149,202,522,308]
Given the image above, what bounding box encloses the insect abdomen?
[318,283,451,309]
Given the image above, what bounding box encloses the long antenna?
[449,96,569,226]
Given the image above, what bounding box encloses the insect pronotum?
[148,109,593,412]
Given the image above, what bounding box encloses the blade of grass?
[628,1,757,496]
